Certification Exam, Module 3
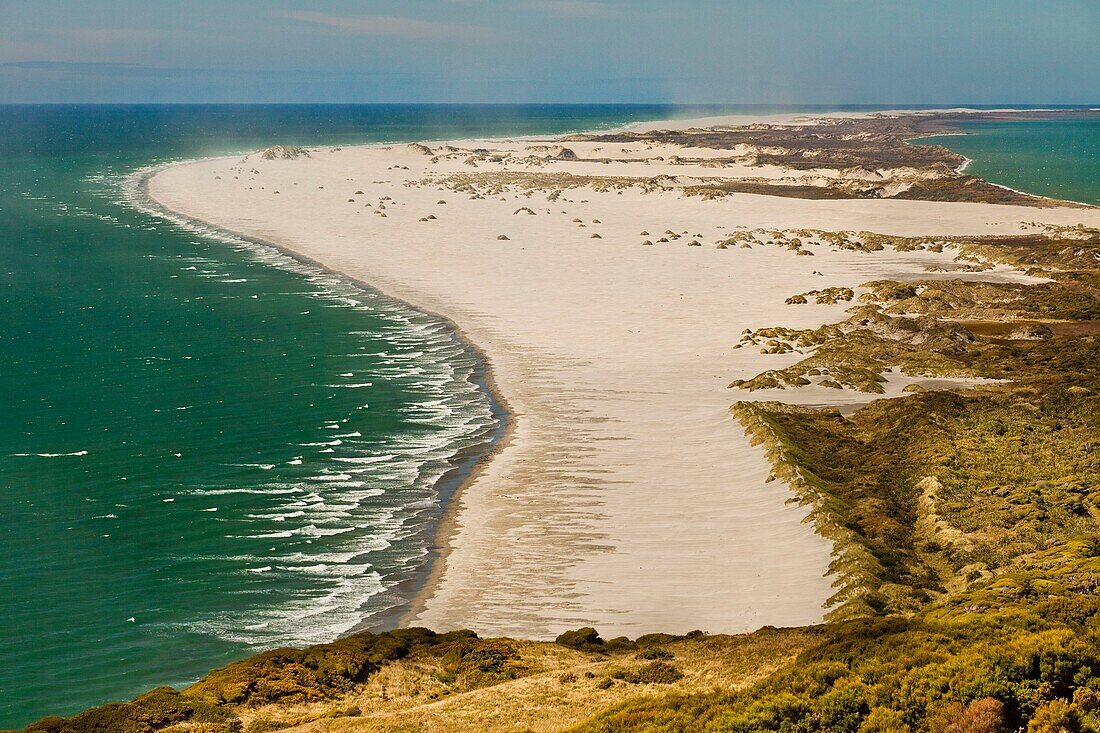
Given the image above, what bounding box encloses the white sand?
[147,128,1100,640]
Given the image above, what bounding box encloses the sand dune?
[147,122,1100,639]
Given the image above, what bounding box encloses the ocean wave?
[332,454,395,464]
[188,487,302,496]
[232,530,294,539]
[246,510,306,521]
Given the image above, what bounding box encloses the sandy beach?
[146,115,1100,640]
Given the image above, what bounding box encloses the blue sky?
[1,0,1097,103]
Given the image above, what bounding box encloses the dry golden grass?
[231,629,815,733]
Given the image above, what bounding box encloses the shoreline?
[144,108,1100,641]
[136,169,515,635]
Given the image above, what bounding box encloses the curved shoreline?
[143,109,1100,642]
[137,169,514,635]
[130,105,814,639]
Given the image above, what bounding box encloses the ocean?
[920,114,1100,205]
[0,104,1094,728]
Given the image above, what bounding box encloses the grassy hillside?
[22,628,816,733]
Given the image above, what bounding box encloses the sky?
[0,0,1098,104]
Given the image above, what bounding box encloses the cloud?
[520,1,615,18]
[277,11,493,41]
[53,28,170,45]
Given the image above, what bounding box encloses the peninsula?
[30,109,1100,732]
[145,110,1098,638]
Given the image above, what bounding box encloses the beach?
[146,114,1100,640]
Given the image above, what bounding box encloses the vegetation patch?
[25,687,239,733]
[786,286,855,305]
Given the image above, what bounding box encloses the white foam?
[189,487,302,496]
[234,530,294,539]
[333,455,394,464]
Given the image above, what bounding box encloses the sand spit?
[147,118,1100,640]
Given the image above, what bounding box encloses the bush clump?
[26,687,239,733]
[188,628,455,706]
[636,647,674,660]
[606,662,684,685]
[555,627,605,652]
[632,662,684,685]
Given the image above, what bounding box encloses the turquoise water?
[919,114,1100,204]
[1,105,1095,728]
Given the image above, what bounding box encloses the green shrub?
[859,706,911,732]
[636,647,674,660]
[1027,700,1089,733]
[604,636,635,652]
[632,662,684,685]
[555,627,605,652]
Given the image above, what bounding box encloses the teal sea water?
[919,113,1100,205]
[0,104,694,727]
[1,105,1095,727]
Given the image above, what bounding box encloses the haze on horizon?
[0,0,1097,105]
